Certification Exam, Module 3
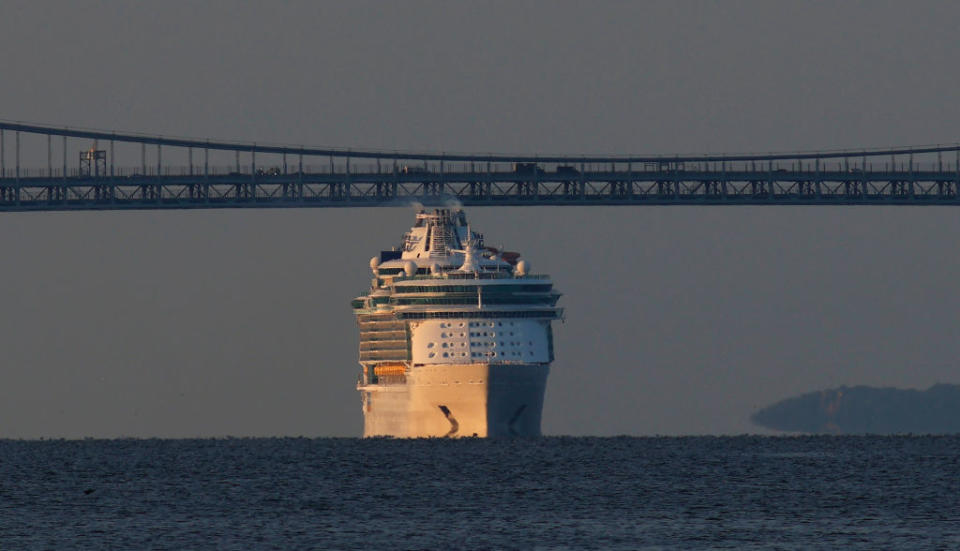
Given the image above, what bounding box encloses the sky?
[1,1,960,437]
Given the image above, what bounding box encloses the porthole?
[443,352,449,358]
[442,343,448,348]
[441,332,447,338]
[427,342,435,348]
[428,352,436,358]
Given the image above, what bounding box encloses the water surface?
[2,436,958,549]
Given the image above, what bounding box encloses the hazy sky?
[1,1,960,437]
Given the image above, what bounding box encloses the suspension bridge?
[2,120,960,212]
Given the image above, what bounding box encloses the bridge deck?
[0,170,959,211]
[2,120,959,210]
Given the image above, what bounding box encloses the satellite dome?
[515,259,529,276]
[430,262,442,275]
[403,261,418,277]
[369,256,380,274]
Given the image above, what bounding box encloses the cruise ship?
[351,209,562,437]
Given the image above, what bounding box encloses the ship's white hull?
[359,363,549,437]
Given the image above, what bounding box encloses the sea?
[2,436,958,549]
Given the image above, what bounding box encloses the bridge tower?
[79,141,107,177]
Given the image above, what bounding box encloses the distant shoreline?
[752,383,960,434]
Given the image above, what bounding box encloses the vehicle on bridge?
[401,165,429,175]
[513,162,545,175]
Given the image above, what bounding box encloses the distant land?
[751,384,960,434]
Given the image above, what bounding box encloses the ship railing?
[373,374,407,385]
[359,351,409,361]
[390,273,550,282]
[359,333,407,341]
[359,340,407,350]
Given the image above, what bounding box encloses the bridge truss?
[2,121,960,211]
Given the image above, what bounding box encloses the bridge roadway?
[2,120,960,211]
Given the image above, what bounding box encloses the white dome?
[403,260,418,277]
[515,259,529,276]
[369,256,380,274]
[430,263,442,275]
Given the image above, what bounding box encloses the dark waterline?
[2,436,959,549]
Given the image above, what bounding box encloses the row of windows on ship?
[439,321,521,328]
[400,311,556,320]
[427,350,533,359]
[429,340,534,348]
[439,332,526,339]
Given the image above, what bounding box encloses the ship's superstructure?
[351,209,562,437]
